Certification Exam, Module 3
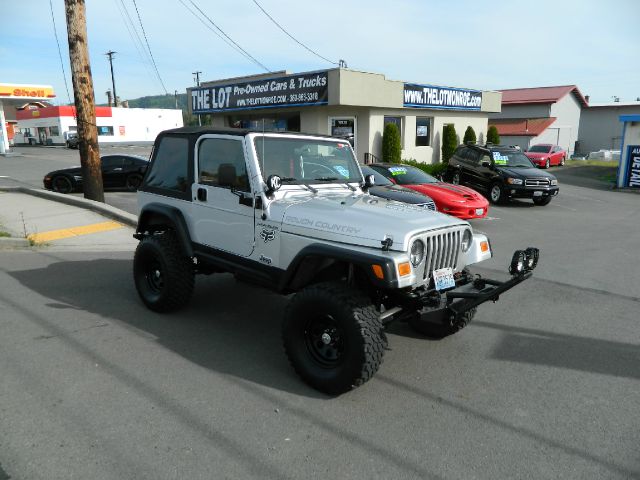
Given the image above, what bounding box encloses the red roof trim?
[488,117,557,136]
[500,85,589,108]
[16,105,113,120]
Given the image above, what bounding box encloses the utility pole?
[174,89,178,109]
[193,70,202,126]
[65,0,104,202]
[105,50,118,107]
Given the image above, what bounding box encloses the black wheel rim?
[304,314,345,367]
[53,177,71,193]
[452,173,460,185]
[145,260,164,293]
[127,175,142,190]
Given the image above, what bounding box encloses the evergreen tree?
[441,124,458,163]
[382,123,402,163]
[463,126,477,144]
[487,125,500,144]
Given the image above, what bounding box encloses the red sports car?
[525,144,566,169]
[370,163,489,219]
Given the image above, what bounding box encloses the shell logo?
[0,84,56,99]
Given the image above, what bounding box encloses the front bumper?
[506,185,559,199]
[390,248,536,328]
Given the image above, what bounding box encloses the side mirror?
[265,174,282,195]
[363,174,375,190]
[218,163,237,187]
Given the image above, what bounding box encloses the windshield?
[492,151,536,168]
[527,145,552,153]
[361,165,392,186]
[374,165,438,185]
[254,136,361,184]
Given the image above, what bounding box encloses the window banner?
[404,83,482,111]
[191,71,328,114]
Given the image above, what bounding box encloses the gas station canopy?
[0,83,56,154]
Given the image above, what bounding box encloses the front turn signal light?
[480,241,490,253]
[371,264,384,280]
[397,262,411,277]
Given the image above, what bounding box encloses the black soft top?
[160,126,339,141]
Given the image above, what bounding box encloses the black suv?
[446,144,559,206]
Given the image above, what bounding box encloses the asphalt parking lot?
[0,146,638,479]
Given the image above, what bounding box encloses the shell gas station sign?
[0,83,56,99]
[0,83,56,153]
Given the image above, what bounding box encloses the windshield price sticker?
[333,165,350,178]
[433,267,455,291]
[492,152,509,164]
[389,167,407,176]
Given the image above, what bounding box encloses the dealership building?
[188,68,502,164]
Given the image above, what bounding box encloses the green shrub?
[441,124,457,163]
[487,125,500,144]
[382,123,402,163]
[463,126,476,144]
[401,159,448,178]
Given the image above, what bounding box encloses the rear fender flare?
[136,203,193,258]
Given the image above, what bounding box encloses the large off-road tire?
[409,307,476,339]
[282,282,387,395]
[533,196,552,206]
[133,231,194,312]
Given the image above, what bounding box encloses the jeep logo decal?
[260,228,276,242]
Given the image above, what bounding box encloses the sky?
[1,0,639,105]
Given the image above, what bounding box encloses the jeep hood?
[268,191,467,251]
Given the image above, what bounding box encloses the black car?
[43,154,149,193]
[361,165,437,211]
[447,144,559,206]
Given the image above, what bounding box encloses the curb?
[0,186,138,228]
[0,237,31,249]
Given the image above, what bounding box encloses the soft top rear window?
[145,135,189,192]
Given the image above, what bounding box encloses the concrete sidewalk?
[0,189,138,251]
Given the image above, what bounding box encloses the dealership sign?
[625,145,640,188]
[404,83,482,110]
[191,71,328,114]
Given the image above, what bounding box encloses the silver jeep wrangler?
[133,127,537,394]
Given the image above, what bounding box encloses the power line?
[131,0,169,94]
[49,0,72,104]
[113,0,162,92]
[179,0,271,72]
[250,0,340,66]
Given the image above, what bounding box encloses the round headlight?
[410,240,425,266]
[461,229,473,252]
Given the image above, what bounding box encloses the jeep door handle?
[197,187,207,202]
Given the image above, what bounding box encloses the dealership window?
[384,116,402,133]
[49,126,60,136]
[97,126,114,136]
[415,117,431,146]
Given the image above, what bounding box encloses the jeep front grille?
[419,227,464,280]
[525,177,551,187]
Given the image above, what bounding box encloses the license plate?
[533,191,543,197]
[433,267,455,291]
[475,208,484,216]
